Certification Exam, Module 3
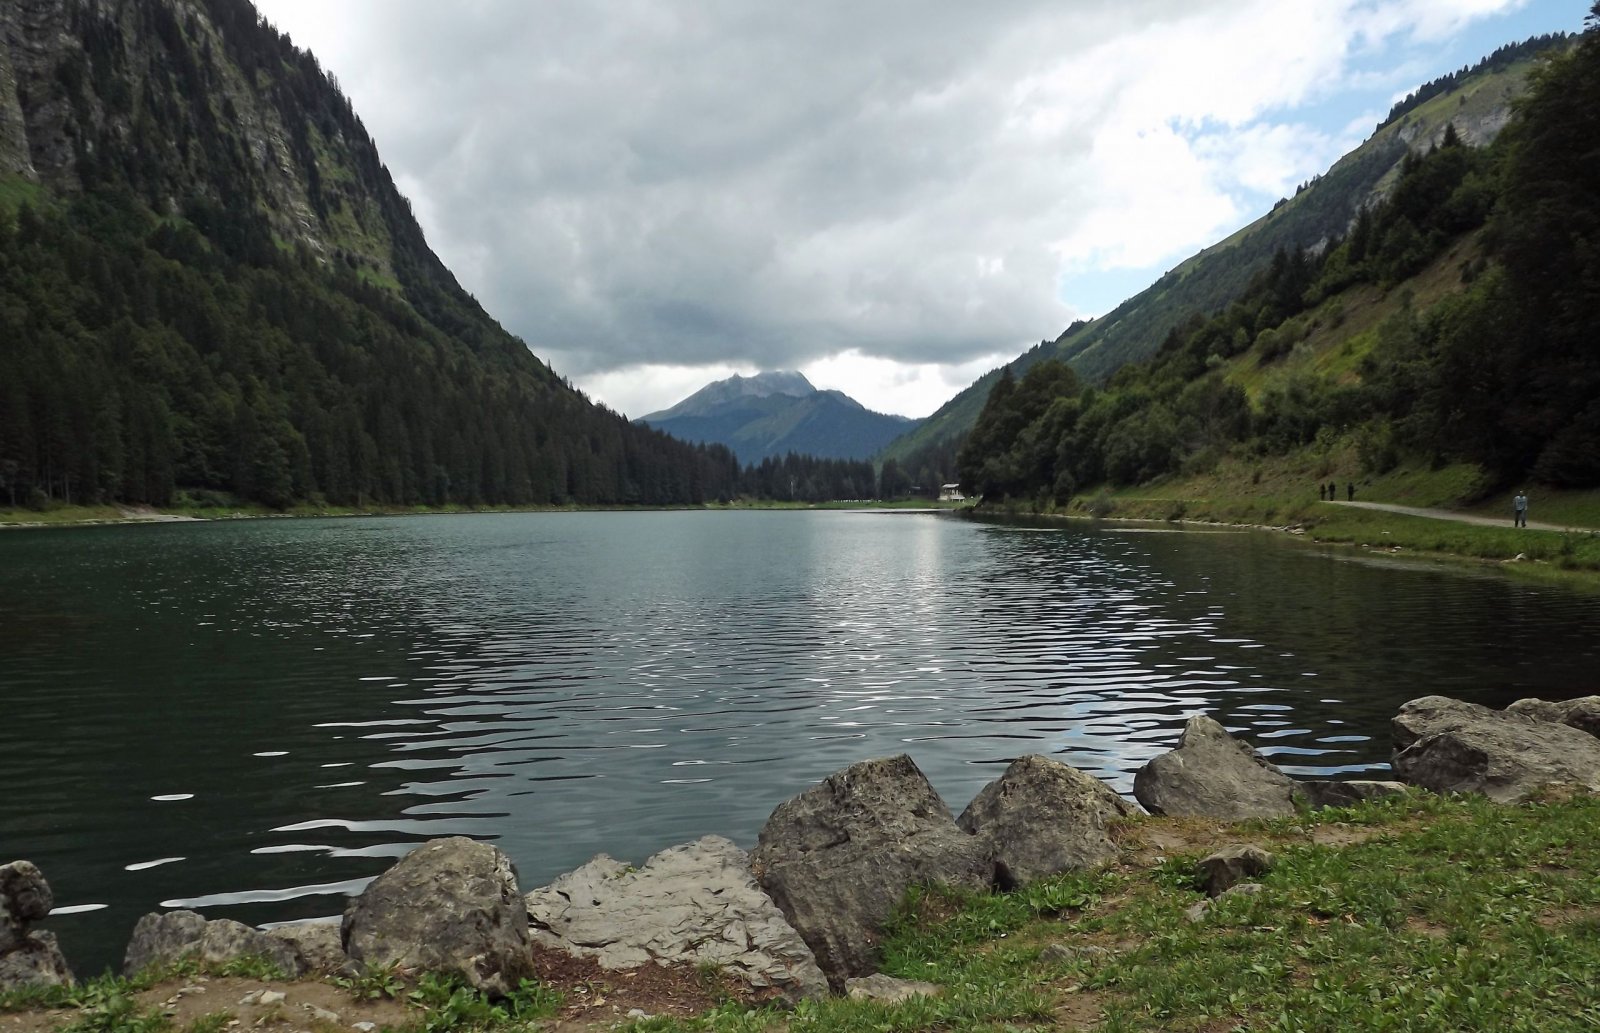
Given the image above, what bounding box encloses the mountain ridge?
[639,371,916,464]
[879,31,1572,471]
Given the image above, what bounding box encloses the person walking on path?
[1513,491,1529,528]
[1347,482,1355,501]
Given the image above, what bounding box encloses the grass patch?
[621,793,1600,1032]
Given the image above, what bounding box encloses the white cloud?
[251,0,1537,417]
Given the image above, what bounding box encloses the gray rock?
[1506,697,1600,739]
[0,930,73,990]
[1295,780,1408,809]
[526,835,826,1000]
[1132,716,1299,819]
[957,755,1139,888]
[256,990,286,1007]
[1393,696,1600,802]
[0,861,53,955]
[342,837,533,997]
[843,974,943,1003]
[751,755,992,989]
[1194,845,1273,898]
[124,910,208,976]
[267,921,347,976]
[301,1003,340,1024]
[199,919,304,977]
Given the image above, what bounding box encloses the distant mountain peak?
[639,370,917,463]
[641,370,815,421]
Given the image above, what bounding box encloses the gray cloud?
[260,2,1208,375]
[252,0,1535,414]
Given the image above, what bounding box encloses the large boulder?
[0,931,72,991]
[526,836,826,1000]
[124,910,208,976]
[0,862,71,991]
[1506,696,1600,739]
[1132,716,1299,819]
[956,755,1139,887]
[1393,695,1600,802]
[342,837,533,997]
[266,921,348,976]
[198,919,303,976]
[1194,844,1273,898]
[750,755,993,989]
[0,861,53,954]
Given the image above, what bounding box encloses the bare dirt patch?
[1310,824,1384,848]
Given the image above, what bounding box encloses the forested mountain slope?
[955,10,1600,504]
[0,0,741,509]
[879,32,1571,475]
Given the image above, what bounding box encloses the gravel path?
[1327,499,1591,533]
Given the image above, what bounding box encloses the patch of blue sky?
[1056,0,1586,320]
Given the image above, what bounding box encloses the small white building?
[939,483,966,502]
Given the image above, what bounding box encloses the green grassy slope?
[880,44,1561,467]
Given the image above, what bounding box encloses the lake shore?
[0,499,973,531]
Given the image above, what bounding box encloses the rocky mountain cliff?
[640,372,918,464]
[0,0,742,509]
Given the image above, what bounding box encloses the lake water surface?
[3,510,1598,972]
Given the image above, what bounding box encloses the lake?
[2,510,1598,973]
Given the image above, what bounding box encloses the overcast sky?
[250,0,1582,419]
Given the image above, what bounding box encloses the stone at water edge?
[1295,780,1408,809]
[124,911,307,978]
[526,835,827,1000]
[957,754,1140,888]
[1392,695,1600,803]
[1506,696,1600,739]
[1132,715,1299,819]
[266,921,347,976]
[0,931,73,991]
[0,861,53,955]
[199,919,304,977]
[750,754,993,989]
[124,910,209,976]
[342,836,534,997]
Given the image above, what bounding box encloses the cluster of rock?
[0,861,72,989]
[7,692,1600,1000]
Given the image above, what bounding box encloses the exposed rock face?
[1392,696,1600,802]
[526,836,826,1000]
[342,837,533,997]
[0,861,70,990]
[1506,697,1600,739]
[1296,780,1409,809]
[957,754,1138,887]
[266,921,347,976]
[1195,845,1274,898]
[1132,716,1299,819]
[750,755,992,989]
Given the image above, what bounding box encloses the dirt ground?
[3,947,786,1033]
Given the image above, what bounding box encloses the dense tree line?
[958,12,1600,502]
[0,0,887,511]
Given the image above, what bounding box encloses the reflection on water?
[2,511,1598,971]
